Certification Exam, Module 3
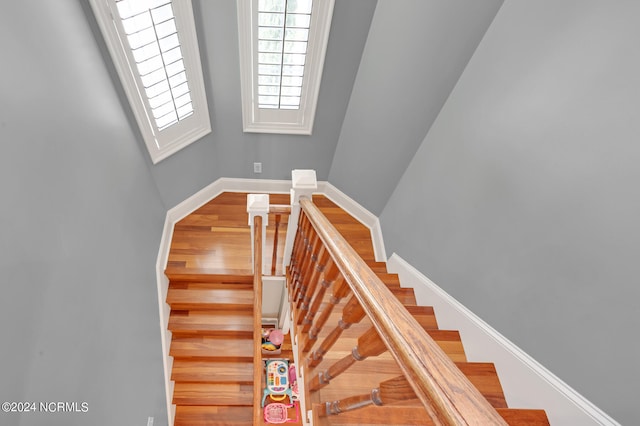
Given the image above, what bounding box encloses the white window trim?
[237,0,335,135]
[89,0,211,164]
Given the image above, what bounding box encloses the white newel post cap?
[247,193,269,274]
[291,169,317,204]
[247,193,270,224]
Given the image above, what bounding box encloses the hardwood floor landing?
[166,192,376,277]
[167,192,291,276]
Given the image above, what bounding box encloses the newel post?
[283,169,317,269]
[247,193,269,274]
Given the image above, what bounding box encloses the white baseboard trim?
[318,181,386,262]
[386,253,620,426]
[155,210,176,426]
[167,177,292,224]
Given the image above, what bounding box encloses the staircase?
[166,274,257,425]
[163,191,549,425]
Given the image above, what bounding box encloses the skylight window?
[90,0,211,163]
[116,0,194,130]
[257,0,312,110]
[238,0,335,134]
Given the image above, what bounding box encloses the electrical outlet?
[147,417,154,426]
[254,162,262,173]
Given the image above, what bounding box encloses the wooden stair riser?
[174,405,254,426]
[172,383,253,406]
[166,288,253,311]
[170,336,254,361]
[171,360,254,384]
[169,310,253,337]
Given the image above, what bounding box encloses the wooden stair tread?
[374,272,401,288]
[313,403,429,426]
[174,405,254,426]
[172,382,253,406]
[388,287,417,305]
[456,362,507,409]
[315,404,549,425]
[365,261,389,273]
[426,329,466,362]
[498,408,550,425]
[406,305,439,329]
[380,362,507,410]
[167,288,253,310]
[171,360,254,383]
[169,310,253,336]
[170,336,253,360]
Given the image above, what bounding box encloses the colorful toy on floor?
[264,401,299,424]
[268,329,284,346]
[261,328,284,354]
[261,359,293,407]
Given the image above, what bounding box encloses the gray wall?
[379,1,640,423]
[0,1,168,425]
[328,0,504,215]
[148,0,377,208]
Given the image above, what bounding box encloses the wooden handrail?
[252,215,263,425]
[299,197,508,425]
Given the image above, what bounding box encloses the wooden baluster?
[294,230,322,310]
[289,216,312,301]
[319,392,381,417]
[309,326,388,392]
[302,275,350,353]
[286,212,307,288]
[287,209,306,271]
[291,215,310,274]
[316,375,415,418]
[268,204,291,276]
[291,220,314,302]
[271,213,281,275]
[301,258,338,333]
[296,246,329,325]
[308,295,365,368]
[377,375,417,404]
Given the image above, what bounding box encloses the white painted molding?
[386,253,621,426]
[167,177,292,225]
[318,181,387,262]
[155,214,177,425]
[247,193,270,273]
